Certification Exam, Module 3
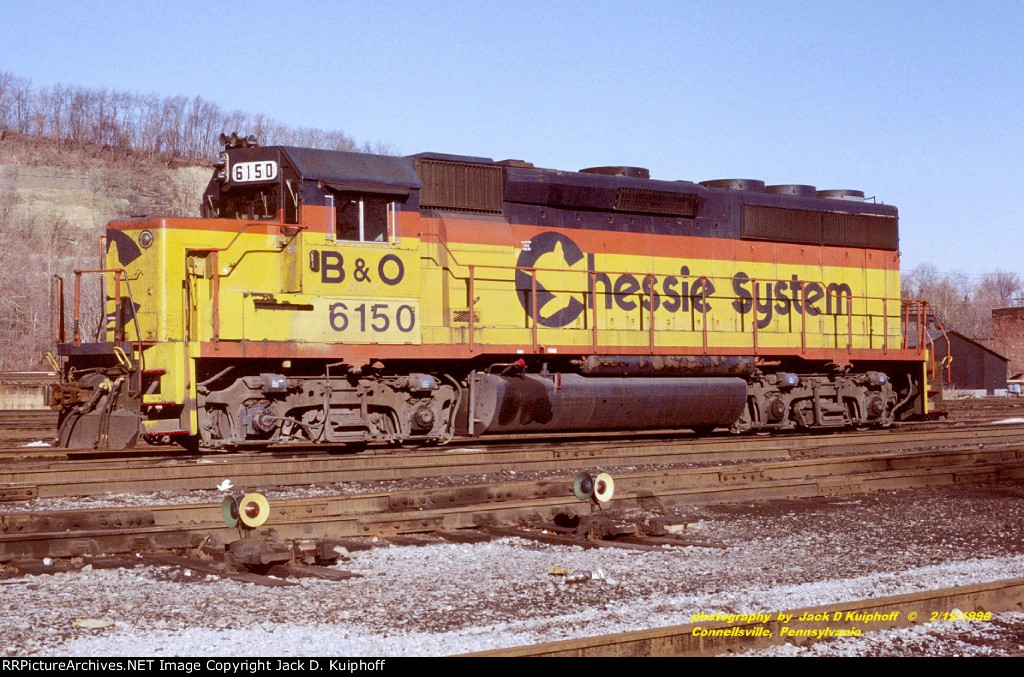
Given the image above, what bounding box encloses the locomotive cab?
[52,138,459,449]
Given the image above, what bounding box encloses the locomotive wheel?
[199,407,234,448]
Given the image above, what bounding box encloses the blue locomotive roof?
[279,146,423,191]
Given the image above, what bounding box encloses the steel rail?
[5,426,1024,500]
[2,448,1024,561]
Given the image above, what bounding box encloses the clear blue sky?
[3,0,1022,278]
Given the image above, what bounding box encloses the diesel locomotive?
[48,135,938,450]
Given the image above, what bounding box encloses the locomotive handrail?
[449,247,915,358]
[303,229,915,361]
[647,273,656,354]
[531,268,539,351]
[701,279,709,355]
[428,229,879,352]
[52,275,65,345]
[62,268,146,379]
[848,294,854,355]
[801,281,807,355]
[898,298,948,389]
[468,265,476,351]
[184,221,307,349]
[72,268,124,346]
[188,220,302,258]
[883,297,888,355]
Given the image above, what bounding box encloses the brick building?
[992,307,1024,378]
[909,325,1008,396]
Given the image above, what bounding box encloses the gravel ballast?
[3,481,1024,656]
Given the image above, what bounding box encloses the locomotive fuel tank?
[574,355,755,377]
[461,372,748,436]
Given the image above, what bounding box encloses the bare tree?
[0,179,98,369]
[976,270,1023,308]
[0,69,386,159]
[904,264,1024,342]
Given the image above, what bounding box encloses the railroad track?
[5,423,1024,500]
[473,577,1024,656]
[0,410,56,430]
[0,372,56,438]
[940,398,1024,422]
[3,425,1024,561]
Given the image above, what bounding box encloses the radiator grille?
[615,188,700,217]
[417,160,503,212]
[451,310,481,323]
[742,205,897,250]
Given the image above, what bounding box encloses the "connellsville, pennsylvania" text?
[1,659,386,673]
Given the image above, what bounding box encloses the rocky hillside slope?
[0,133,210,370]
[0,132,210,227]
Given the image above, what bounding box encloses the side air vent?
[742,205,898,250]
[416,160,503,212]
[615,188,701,217]
[504,168,707,217]
[822,212,897,249]
[451,309,481,323]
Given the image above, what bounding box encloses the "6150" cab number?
[232,160,279,183]
[328,301,418,343]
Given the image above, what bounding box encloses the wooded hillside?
[0,71,380,370]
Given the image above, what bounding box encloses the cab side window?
[335,193,390,242]
[222,186,279,220]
